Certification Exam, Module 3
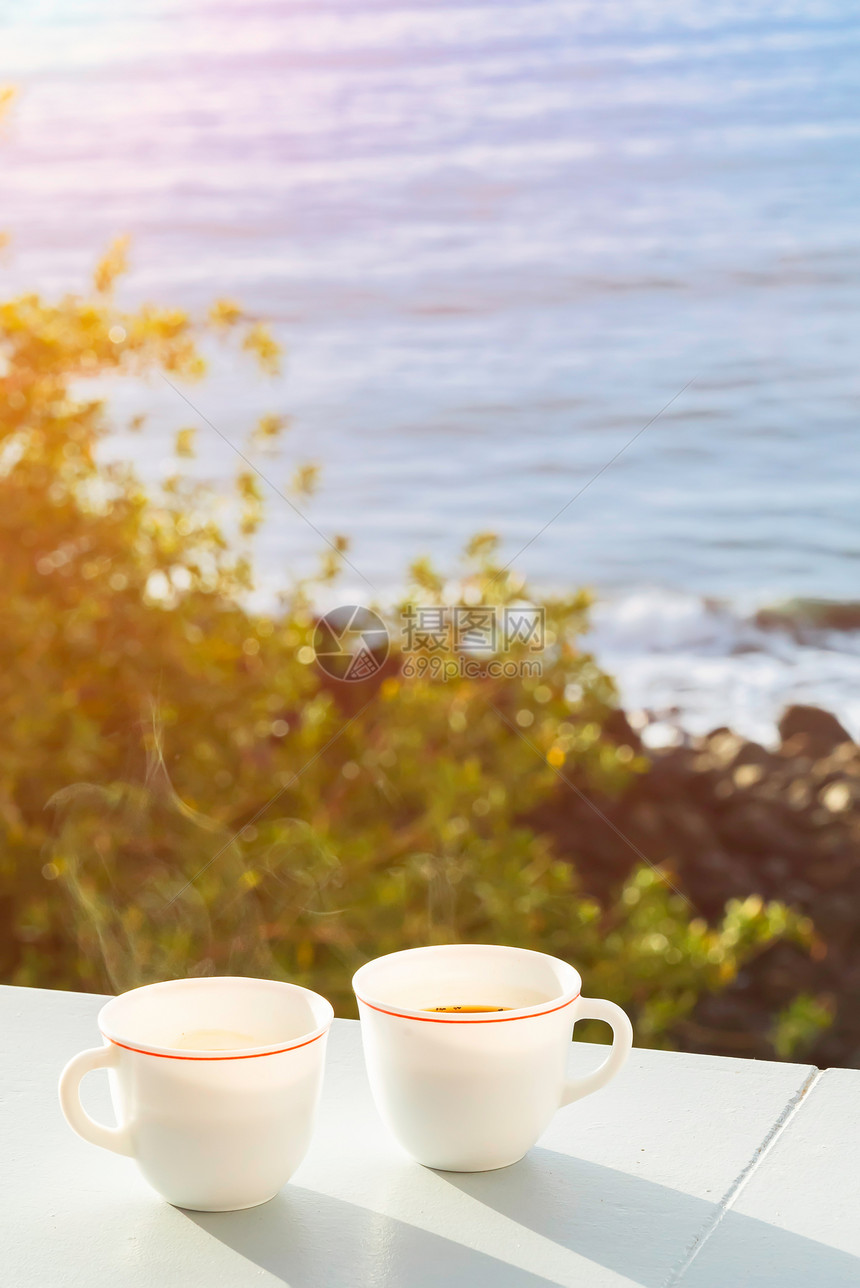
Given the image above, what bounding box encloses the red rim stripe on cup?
[355,993,580,1023]
[102,1030,327,1061]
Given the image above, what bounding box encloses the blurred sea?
[2,0,860,741]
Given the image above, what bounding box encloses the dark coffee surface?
[424,1005,512,1013]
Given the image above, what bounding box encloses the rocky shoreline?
[540,704,860,1068]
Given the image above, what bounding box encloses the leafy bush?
[0,242,814,1050]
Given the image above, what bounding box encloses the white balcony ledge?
[2,983,858,1287]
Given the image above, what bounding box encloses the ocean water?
[2,0,860,740]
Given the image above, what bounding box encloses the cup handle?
[59,1044,133,1156]
[561,996,633,1107]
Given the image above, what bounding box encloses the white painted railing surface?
[2,985,858,1287]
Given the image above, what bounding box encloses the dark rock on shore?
[755,598,860,635]
[778,704,853,758]
[536,705,860,1068]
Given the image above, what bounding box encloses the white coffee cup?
[58,975,333,1211]
[353,944,633,1172]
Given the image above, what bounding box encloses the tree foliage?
[0,242,815,1053]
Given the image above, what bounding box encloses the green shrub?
[0,241,813,1049]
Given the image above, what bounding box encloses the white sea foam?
[587,590,860,747]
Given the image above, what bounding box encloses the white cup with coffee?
[353,943,633,1172]
[58,975,333,1210]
